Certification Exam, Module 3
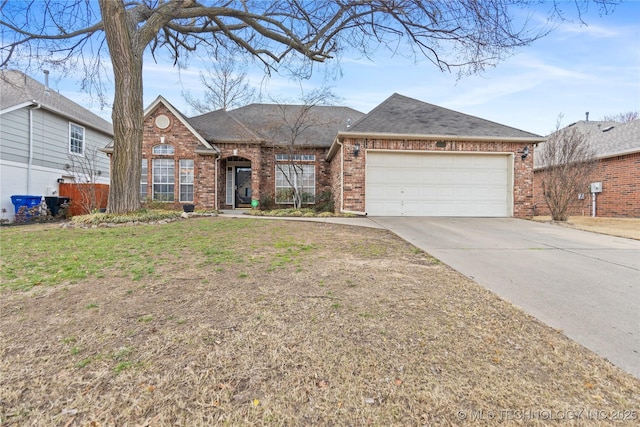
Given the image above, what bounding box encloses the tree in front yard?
[270,89,340,209]
[537,120,598,221]
[1,0,616,214]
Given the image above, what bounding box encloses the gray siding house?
[0,70,113,220]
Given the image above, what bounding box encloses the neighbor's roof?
[224,103,365,147]
[534,120,640,169]
[0,69,113,135]
[346,93,542,139]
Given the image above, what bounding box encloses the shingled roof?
[534,120,640,169]
[188,109,260,143]
[190,103,365,147]
[0,69,113,135]
[347,93,542,139]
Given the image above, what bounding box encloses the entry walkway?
[218,210,385,229]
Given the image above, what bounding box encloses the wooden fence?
[59,183,109,216]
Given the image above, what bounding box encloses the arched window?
[152,144,175,155]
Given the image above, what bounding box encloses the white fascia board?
[0,101,35,115]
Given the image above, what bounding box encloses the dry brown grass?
[1,218,639,426]
[532,216,640,240]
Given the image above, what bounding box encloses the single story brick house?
[105,93,544,217]
[534,119,640,218]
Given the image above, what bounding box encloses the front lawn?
[1,218,638,425]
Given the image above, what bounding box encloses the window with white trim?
[179,159,194,202]
[152,158,175,202]
[275,163,315,204]
[69,123,85,155]
[275,154,315,161]
[140,158,148,200]
[152,144,175,155]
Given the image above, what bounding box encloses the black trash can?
[44,196,71,217]
[45,196,60,216]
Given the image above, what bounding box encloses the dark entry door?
[235,167,252,208]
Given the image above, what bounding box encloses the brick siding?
[143,105,210,205]
[534,152,640,218]
[142,103,538,217]
[142,105,332,210]
[334,137,534,218]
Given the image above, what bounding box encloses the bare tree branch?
[537,117,598,221]
[0,0,619,213]
[182,56,256,113]
[271,88,341,208]
[601,111,639,123]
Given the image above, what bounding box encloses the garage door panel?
[366,152,511,217]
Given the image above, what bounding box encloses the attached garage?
[327,93,545,218]
[365,151,513,217]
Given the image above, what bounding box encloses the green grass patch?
[0,219,239,291]
[0,218,321,292]
[75,358,92,368]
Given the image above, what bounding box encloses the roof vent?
[346,118,351,129]
[585,111,589,121]
[43,69,50,95]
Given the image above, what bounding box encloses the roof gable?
[348,93,541,139]
[0,69,113,135]
[145,96,218,152]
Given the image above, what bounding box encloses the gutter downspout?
[214,154,220,211]
[28,101,42,194]
[336,138,344,213]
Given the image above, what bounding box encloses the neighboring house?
[533,120,640,218]
[105,93,543,218]
[0,70,113,220]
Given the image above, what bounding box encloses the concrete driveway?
[370,217,640,378]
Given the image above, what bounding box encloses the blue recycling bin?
[10,195,42,215]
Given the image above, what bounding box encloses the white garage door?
[366,151,512,217]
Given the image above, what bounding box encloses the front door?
[235,167,252,208]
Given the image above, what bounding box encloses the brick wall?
[142,103,543,217]
[334,137,534,218]
[534,152,640,218]
[143,105,211,207]
[142,104,333,211]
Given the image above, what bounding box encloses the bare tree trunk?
[100,0,143,214]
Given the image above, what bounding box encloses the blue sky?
[44,1,639,137]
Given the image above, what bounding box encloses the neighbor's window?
[275,163,316,204]
[140,158,148,200]
[69,123,85,155]
[179,159,194,203]
[152,158,175,202]
[152,144,175,155]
